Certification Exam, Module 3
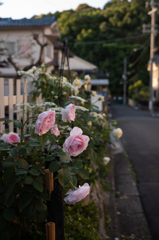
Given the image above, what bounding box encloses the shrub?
[64,201,100,240]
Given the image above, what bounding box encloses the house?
[0,17,97,77]
[147,55,159,101]
[0,17,61,76]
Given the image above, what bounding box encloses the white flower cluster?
[18,65,46,80]
[26,124,35,130]
[75,106,89,112]
[90,112,105,119]
[44,102,56,106]
[70,96,87,102]
[61,81,79,95]
[62,81,74,90]
[59,125,72,131]
[16,103,30,107]
[48,107,63,114]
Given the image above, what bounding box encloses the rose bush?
[0,64,123,239]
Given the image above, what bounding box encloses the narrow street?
[112,104,159,240]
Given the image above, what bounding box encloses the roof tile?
[0,17,56,27]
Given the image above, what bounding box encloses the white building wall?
[0,29,45,68]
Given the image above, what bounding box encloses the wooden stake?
[46,222,55,240]
[45,169,54,194]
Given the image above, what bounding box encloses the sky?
[0,0,109,19]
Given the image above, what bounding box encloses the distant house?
[0,17,97,77]
[147,55,159,101]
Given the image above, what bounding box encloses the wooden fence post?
[45,158,65,240]
[9,79,14,132]
[0,78,5,132]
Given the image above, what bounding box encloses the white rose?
[99,96,104,102]
[113,128,123,138]
[92,91,96,96]
[32,66,37,71]
[84,75,91,81]
[60,76,67,83]
[87,121,92,127]
[73,78,83,88]
[103,157,110,165]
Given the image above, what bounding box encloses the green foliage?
[64,201,100,240]
[128,80,149,100]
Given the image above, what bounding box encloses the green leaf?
[5,192,15,207]
[90,149,96,162]
[19,192,33,212]
[11,148,17,156]
[36,92,40,97]
[6,120,13,123]
[77,168,89,179]
[0,215,6,230]
[73,160,82,168]
[5,184,15,201]
[14,121,22,129]
[49,161,61,173]
[35,201,47,212]
[2,162,14,168]
[38,211,48,222]
[3,168,16,185]
[37,135,48,146]
[16,169,27,176]
[60,156,71,163]
[17,159,29,170]
[45,156,54,162]
[24,176,34,185]
[30,142,41,147]
[58,168,70,187]
[18,147,27,155]
[64,100,72,106]
[33,179,43,192]
[48,135,56,143]
[29,169,40,176]
[69,176,77,190]
[3,208,15,221]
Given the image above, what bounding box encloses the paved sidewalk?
[112,140,151,240]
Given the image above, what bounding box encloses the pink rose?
[64,183,90,204]
[51,124,60,137]
[5,132,20,145]
[35,110,55,136]
[61,104,75,122]
[63,127,89,156]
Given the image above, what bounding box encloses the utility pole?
[143,0,159,115]
[122,58,127,105]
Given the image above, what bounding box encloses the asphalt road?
[112,104,159,240]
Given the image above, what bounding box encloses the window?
[46,44,52,58]
[6,42,16,55]
[18,40,32,58]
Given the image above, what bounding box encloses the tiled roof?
[0,17,56,27]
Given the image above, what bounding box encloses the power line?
[68,34,149,45]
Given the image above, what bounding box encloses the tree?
[33,1,154,94]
